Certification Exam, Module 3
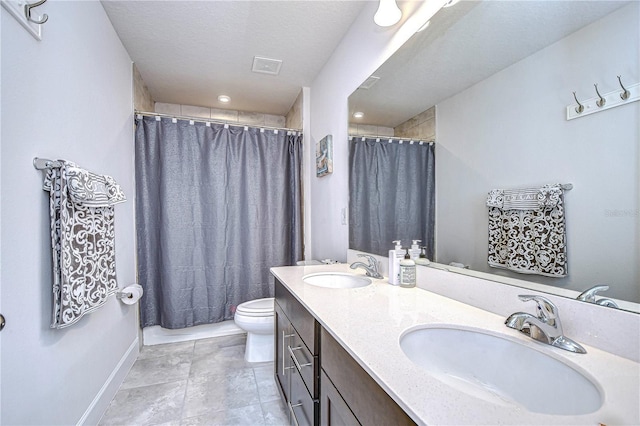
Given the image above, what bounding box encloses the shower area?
[134,113,303,344]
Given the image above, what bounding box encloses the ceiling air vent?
[252,56,283,75]
[359,75,380,89]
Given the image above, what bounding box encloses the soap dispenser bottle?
[399,249,416,288]
[409,240,421,261]
[415,246,431,266]
[388,240,403,285]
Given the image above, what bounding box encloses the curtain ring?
[594,84,606,107]
[617,75,630,100]
[572,92,584,114]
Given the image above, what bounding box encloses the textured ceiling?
[101,0,368,115]
[349,0,632,128]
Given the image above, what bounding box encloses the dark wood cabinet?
[320,370,360,426]
[275,279,320,426]
[275,278,416,426]
[320,328,416,426]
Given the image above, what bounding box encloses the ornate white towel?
[44,161,125,328]
[487,184,567,277]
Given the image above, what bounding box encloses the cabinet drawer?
[275,279,319,354]
[289,327,318,397]
[290,362,317,426]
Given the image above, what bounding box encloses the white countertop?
[271,264,640,425]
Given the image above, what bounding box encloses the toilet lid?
[236,297,274,316]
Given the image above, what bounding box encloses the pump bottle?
[388,240,403,285]
[399,249,416,288]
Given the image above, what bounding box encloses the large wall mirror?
[348,0,639,312]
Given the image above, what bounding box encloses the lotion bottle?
[388,240,402,285]
[409,240,421,261]
[399,250,416,288]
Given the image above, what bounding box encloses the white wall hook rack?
[566,80,639,120]
[1,0,46,40]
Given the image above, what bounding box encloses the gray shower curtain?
[349,138,435,258]
[135,116,303,329]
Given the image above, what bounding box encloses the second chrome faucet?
[505,295,586,354]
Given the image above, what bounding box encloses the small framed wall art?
[316,135,333,177]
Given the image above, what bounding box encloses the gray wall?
[436,4,639,302]
[1,1,138,423]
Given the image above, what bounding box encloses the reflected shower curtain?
[135,116,303,329]
[349,138,435,258]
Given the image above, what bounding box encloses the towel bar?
[33,157,62,170]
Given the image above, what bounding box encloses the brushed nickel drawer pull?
[288,401,301,426]
[288,345,312,372]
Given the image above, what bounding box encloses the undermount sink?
[302,272,372,289]
[399,326,602,415]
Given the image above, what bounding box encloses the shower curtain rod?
[349,134,435,144]
[135,111,302,133]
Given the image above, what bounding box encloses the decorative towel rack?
[567,76,639,120]
[33,157,61,170]
[1,0,48,40]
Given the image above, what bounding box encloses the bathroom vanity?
[271,263,640,426]
[274,278,413,425]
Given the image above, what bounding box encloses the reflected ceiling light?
[353,111,365,119]
[374,0,402,27]
[218,95,231,103]
[443,0,461,7]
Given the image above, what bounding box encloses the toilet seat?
[236,297,274,317]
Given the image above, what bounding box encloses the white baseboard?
[76,337,139,426]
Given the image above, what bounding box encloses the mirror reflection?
[348,0,639,310]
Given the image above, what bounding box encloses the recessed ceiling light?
[353,112,364,119]
[218,95,231,103]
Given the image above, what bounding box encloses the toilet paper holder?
[116,284,143,304]
[116,290,134,300]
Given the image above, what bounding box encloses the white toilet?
[234,297,275,363]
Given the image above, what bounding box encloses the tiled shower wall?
[133,64,154,112]
[348,105,436,141]
[155,102,288,128]
[394,106,435,140]
[133,65,302,130]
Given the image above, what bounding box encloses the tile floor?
[99,334,289,426]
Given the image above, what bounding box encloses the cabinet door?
[320,370,360,426]
[275,302,293,403]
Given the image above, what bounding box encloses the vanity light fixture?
[374,0,402,27]
[353,111,365,119]
[217,95,231,103]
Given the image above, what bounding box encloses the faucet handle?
[517,295,558,323]
[357,253,377,266]
[577,285,610,303]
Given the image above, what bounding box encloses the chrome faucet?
[505,295,586,354]
[349,254,383,279]
[577,285,619,309]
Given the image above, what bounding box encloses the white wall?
[1,1,138,424]
[436,3,639,302]
[308,0,447,261]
